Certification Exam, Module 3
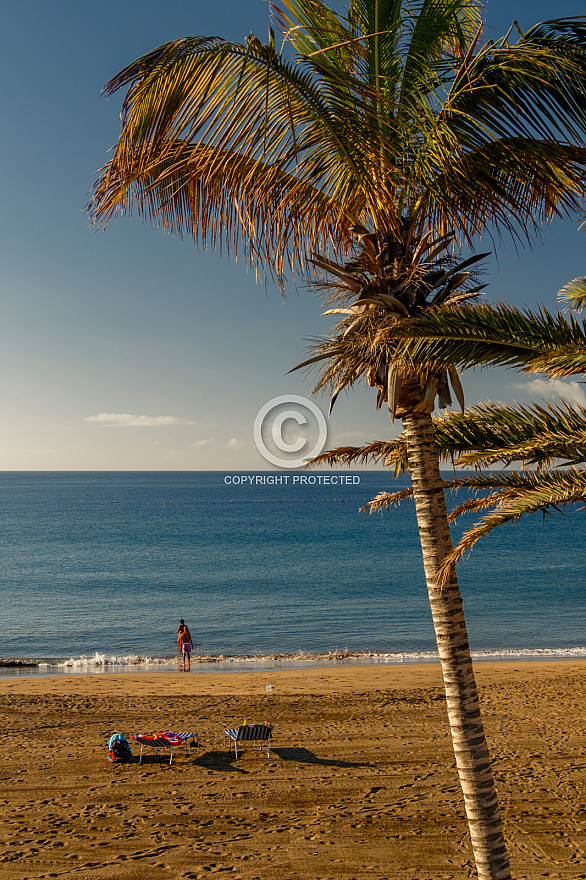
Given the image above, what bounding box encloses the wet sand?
[1,661,585,879]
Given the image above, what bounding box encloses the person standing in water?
[174,619,186,652]
[174,619,194,672]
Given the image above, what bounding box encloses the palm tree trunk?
[402,412,512,880]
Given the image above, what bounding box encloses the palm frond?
[394,302,586,377]
[558,275,586,312]
[305,438,407,474]
[431,399,586,469]
[436,466,586,582]
[92,4,586,282]
[416,139,586,248]
[447,19,586,148]
[398,16,586,245]
[273,0,360,61]
[90,33,387,281]
[360,486,413,512]
[311,399,586,483]
[446,491,509,521]
[354,460,586,584]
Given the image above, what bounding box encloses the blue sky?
[1,0,585,470]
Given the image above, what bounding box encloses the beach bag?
[108,733,132,763]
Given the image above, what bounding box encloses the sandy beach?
[1,661,585,880]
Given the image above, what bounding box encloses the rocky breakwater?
[0,658,39,668]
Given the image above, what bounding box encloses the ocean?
[0,471,584,677]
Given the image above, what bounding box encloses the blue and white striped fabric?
[224,724,274,759]
[224,724,272,741]
[162,732,197,745]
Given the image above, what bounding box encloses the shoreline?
[1,661,585,879]
[1,645,586,679]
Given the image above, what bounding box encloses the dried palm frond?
[306,440,404,473]
[361,487,414,513]
[295,233,488,420]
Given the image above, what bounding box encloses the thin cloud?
[226,437,245,449]
[512,379,586,408]
[85,412,195,427]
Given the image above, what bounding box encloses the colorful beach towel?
[132,731,197,765]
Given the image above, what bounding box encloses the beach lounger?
[132,731,197,765]
[224,723,274,759]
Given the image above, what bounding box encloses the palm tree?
[89,4,586,877]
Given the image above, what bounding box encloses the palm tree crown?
[90,2,586,285]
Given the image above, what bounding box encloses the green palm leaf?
[558,275,586,312]
[356,466,586,583]
[436,467,586,582]
[394,302,586,377]
[90,6,586,282]
[308,397,586,478]
[431,399,586,468]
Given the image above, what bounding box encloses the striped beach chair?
[224,723,274,759]
[132,731,197,765]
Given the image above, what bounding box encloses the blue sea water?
[0,471,584,675]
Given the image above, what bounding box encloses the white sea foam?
[27,645,586,672]
[471,646,586,659]
[37,653,176,669]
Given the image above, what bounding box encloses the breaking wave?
[2,646,586,676]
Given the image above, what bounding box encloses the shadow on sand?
[272,746,368,768]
